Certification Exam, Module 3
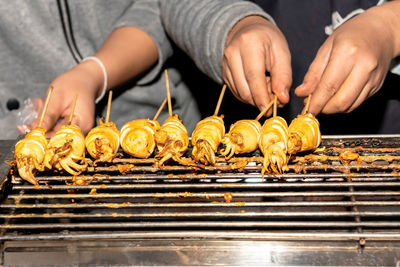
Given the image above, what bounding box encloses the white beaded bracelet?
[81,56,108,103]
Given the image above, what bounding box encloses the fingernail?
[17,124,30,134]
[295,84,303,91]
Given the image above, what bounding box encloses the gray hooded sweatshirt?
[0,0,200,138]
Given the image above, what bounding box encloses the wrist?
[226,15,274,46]
[386,1,400,56]
[370,1,400,57]
[76,58,107,101]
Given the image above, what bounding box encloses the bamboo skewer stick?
[273,95,278,118]
[153,97,168,121]
[68,94,78,125]
[105,90,113,123]
[303,94,312,115]
[214,84,227,116]
[38,86,54,128]
[164,69,173,116]
[255,98,275,121]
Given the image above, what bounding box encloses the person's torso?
[251,0,400,134]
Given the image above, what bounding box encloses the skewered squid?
[287,113,321,155]
[258,116,289,175]
[85,118,120,163]
[14,127,47,185]
[43,124,88,175]
[120,118,160,158]
[154,114,192,166]
[191,115,225,165]
[220,120,261,160]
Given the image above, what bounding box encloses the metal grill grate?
[1,135,400,244]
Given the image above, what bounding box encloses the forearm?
[368,0,400,57]
[94,26,159,90]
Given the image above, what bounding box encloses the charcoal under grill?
[1,135,400,266]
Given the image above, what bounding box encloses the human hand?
[223,15,292,115]
[295,2,400,115]
[29,60,104,137]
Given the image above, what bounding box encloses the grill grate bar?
[1,221,400,229]
[2,201,400,209]
[73,162,400,174]
[2,230,400,241]
[10,181,400,191]
[11,172,400,182]
[7,191,400,199]
[1,211,399,219]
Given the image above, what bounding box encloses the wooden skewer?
[153,97,168,121]
[214,84,227,116]
[68,94,78,125]
[105,90,113,123]
[255,98,275,121]
[164,69,173,116]
[303,94,312,115]
[38,86,54,128]
[273,95,278,117]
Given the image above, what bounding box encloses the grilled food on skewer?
[14,127,48,185]
[258,95,289,176]
[43,124,88,175]
[154,70,192,166]
[120,118,160,158]
[191,84,226,165]
[287,113,321,155]
[220,98,273,160]
[14,85,54,185]
[154,114,192,166]
[258,116,289,175]
[220,119,261,160]
[85,91,120,163]
[191,115,225,165]
[44,94,87,175]
[120,97,166,159]
[85,118,120,163]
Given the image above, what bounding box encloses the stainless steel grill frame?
[1,135,400,266]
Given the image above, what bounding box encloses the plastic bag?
[0,98,38,139]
